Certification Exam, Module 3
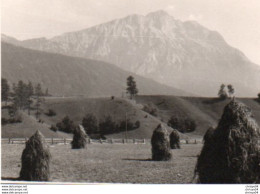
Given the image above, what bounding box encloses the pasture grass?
[1,143,202,184]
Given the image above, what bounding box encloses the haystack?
[19,130,51,181]
[195,100,260,183]
[151,124,172,161]
[170,130,181,149]
[203,127,215,143]
[71,125,87,149]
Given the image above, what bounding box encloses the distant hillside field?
[2,96,259,138]
[135,96,260,136]
[1,109,71,138]
[40,97,178,139]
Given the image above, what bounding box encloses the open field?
[1,143,202,183]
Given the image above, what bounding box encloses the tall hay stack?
[170,130,181,149]
[203,127,215,143]
[20,130,51,181]
[195,100,260,183]
[151,124,172,161]
[71,125,87,149]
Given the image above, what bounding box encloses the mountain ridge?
[2,10,260,97]
[1,42,190,97]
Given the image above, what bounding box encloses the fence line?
[1,138,149,145]
[5,138,259,145]
[0,138,213,145]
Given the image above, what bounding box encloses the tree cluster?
[53,114,141,137]
[142,102,158,116]
[2,116,22,125]
[167,116,196,133]
[2,78,10,105]
[12,80,34,110]
[55,116,76,133]
[83,114,141,137]
[1,78,50,119]
[218,84,235,100]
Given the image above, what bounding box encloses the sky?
[1,0,260,65]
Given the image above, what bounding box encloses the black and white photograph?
[1,0,260,192]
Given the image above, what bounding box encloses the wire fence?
[1,138,206,145]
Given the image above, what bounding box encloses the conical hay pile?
[195,100,260,183]
[170,130,181,149]
[203,127,215,143]
[151,124,172,161]
[20,130,51,181]
[71,125,87,149]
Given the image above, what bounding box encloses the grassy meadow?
[1,143,202,184]
[2,96,260,183]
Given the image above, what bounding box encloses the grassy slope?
[1,143,201,183]
[40,97,177,139]
[2,96,259,139]
[135,96,260,136]
[1,109,71,138]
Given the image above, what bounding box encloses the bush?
[8,104,17,118]
[82,114,98,135]
[134,120,140,129]
[50,125,58,132]
[218,84,228,100]
[19,130,51,181]
[1,118,9,125]
[45,109,56,117]
[71,125,87,149]
[118,119,134,131]
[151,124,172,161]
[143,103,158,116]
[168,116,196,133]
[170,130,180,149]
[56,116,76,133]
[195,100,260,183]
[9,117,22,124]
[2,115,22,125]
[99,115,117,135]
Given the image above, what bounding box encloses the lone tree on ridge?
[126,76,138,99]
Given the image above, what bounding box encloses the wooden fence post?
[143,139,145,144]
[194,139,197,144]
[186,140,189,144]
[111,139,113,144]
[99,139,102,144]
[64,138,66,145]
[8,138,11,144]
[133,139,135,144]
[51,138,54,145]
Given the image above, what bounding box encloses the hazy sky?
[1,0,260,65]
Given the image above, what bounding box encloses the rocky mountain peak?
[2,10,260,97]
[146,10,171,18]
